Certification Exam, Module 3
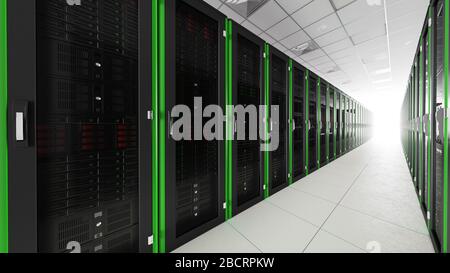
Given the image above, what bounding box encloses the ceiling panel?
[205,0,429,110]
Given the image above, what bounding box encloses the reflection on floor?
[173,136,435,253]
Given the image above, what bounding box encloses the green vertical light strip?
[0,0,8,254]
[427,7,432,227]
[151,0,159,253]
[264,44,270,198]
[317,78,321,169]
[157,0,166,253]
[305,70,309,175]
[419,40,423,203]
[288,60,293,185]
[443,0,449,253]
[225,19,233,220]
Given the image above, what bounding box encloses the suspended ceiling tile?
[266,16,301,41]
[247,0,287,30]
[314,27,348,47]
[304,13,342,39]
[331,0,356,10]
[323,38,353,54]
[275,0,313,14]
[337,0,384,25]
[301,49,326,61]
[291,0,334,28]
[280,30,310,49]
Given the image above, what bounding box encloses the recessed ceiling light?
[373,78,392,84]
[374,68,391,75]
[366,0,382,7]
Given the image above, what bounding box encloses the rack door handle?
[14,101,30,146]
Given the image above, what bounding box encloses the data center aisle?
[173,137,435,253]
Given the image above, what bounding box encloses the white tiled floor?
[173,136,435,253]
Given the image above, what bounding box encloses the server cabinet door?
[336,92,341,157]
[231,22,264,215]
[268,47,289,194]
[165,0,225,252]
[40,0,142,253]
[139,0,153,253]
[329,88,335,161]
[342,96,347,153]
[292,63,305,181]
[308,75,318,173]
[422,27,430,213]
[8,0,147,253]
[7,0,38,253]
[319,82,327,166]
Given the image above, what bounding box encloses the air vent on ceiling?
[224,0,270,18]
[292,41,319,56]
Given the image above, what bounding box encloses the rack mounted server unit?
[2,0,153,253]
[400,0,450,253]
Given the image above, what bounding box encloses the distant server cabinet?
[307,73,319,173]
[4,0,153,253]
[162,0,226,252]
[342,95,347,154]
[336,91,342,157]
[319,80,327,166]
[266,45,289,195]
[421,21,430,213]
[328,86,336,161]
[230,21,265,215]
[292,62,306,181]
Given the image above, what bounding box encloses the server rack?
[266,45,289,195]
[229,21,265,216]
[401,0,450,252]
[307,72,319,173]
[292,61,306,182]
[161,0,226,252]
[329,86,336,161]
[4,0,153,253]
[421,21,430,213]
[319,79,327,167]
[336,91,342,157]
[342,95,347,154]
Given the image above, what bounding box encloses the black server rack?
[292,62,306,182]
[336,91,342,157]
[319,80,327,166]
[329,87,335,161]
[422,24,430,212]
[415,56,420,191]
[342,95,347,154]
[231,22,264,215]
[267,46,289,194]
[308,73,319,173]
[163,0,225,252]
[432,0,445,251]
[7,0,152,253]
